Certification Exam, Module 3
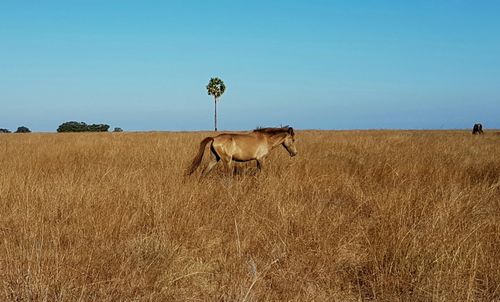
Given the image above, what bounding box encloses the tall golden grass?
[1,130,499,301]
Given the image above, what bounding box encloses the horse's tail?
[187,137,214,175]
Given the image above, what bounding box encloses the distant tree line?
[1,123,123,133]
[57,121,110,132]
[0,126,31,133]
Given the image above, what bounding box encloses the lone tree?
[206,77,226,131]
[15,126,31,133]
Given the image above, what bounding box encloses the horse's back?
[214,132,262,144]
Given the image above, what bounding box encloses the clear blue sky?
[1,0,499,131]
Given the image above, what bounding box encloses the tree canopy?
[57,121,110,132]
[206,77,226,100]
[206,77,226,131]
[15,126,31,133]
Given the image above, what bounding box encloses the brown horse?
[472,123,484,135]
[187,126,298,176]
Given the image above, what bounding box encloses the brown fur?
[188,127,297,176]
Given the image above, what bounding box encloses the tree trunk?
[214,97,217,131]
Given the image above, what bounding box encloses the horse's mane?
[253,126,294,136]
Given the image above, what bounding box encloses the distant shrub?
[15,126,31,133]
[57,121,87,132]
[57,121,110,133]
[113,127,123,132]
[87,124,110,132]
[0,128,11,133]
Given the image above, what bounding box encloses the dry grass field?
[1,130,499,301]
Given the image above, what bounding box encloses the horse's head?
[282,127,298,157]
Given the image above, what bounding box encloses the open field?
[1,130,499,301]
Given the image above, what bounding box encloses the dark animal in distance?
[188,126,298,176]
[472,123,484,135]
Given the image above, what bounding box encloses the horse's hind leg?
[202,148,220,176]
[202,158,219,176]
[210,144,234,176]
[222,157,234,176]
[256,159,264,171]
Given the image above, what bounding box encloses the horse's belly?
[232,146,267,161]
[232,153,254,162]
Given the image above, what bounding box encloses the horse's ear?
[288,127,294,135]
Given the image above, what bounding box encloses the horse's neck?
[266,133,286,148]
